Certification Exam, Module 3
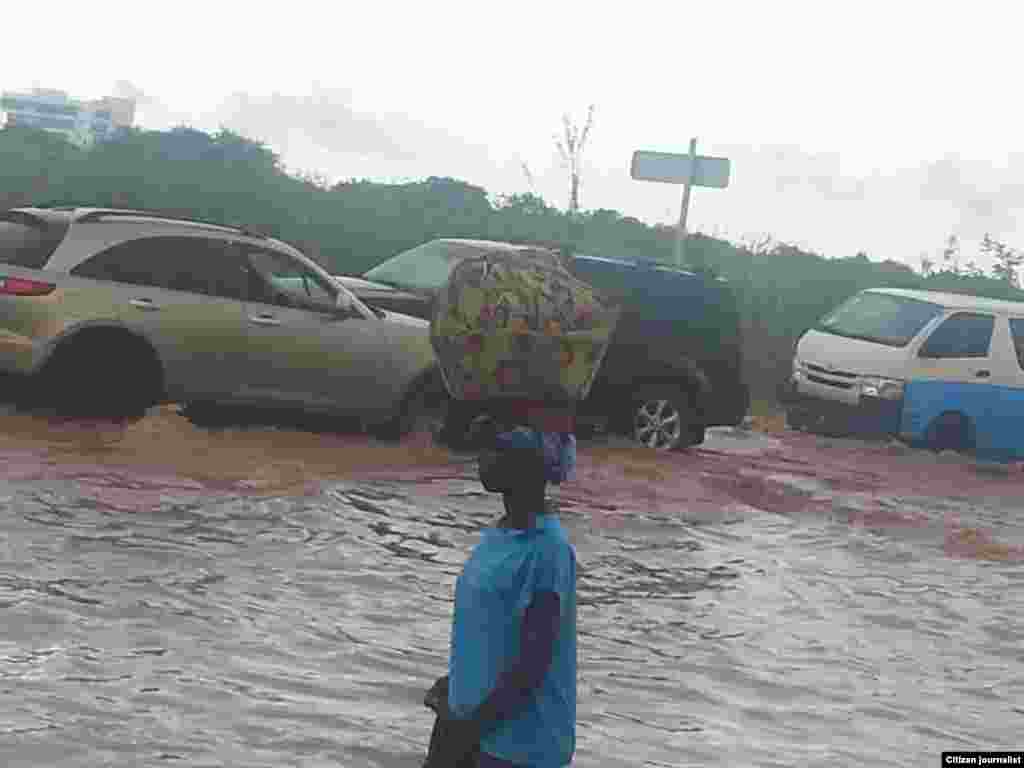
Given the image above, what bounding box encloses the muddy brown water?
[0,406,1021,767]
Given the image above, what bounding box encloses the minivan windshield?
[815,291,943,347]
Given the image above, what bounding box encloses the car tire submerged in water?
[632,395,702,451]
[926,411,973,453]
[373,379,450,443]
[180,401,236,429]
[435,404,487,451]
[28,332,161,420]
[786,407,809,432]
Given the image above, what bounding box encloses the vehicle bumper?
[780,377,903,436]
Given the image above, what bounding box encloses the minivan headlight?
[860,377,904,400]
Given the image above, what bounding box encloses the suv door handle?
[249,313,281,327]
[129,298,160,311]
[975,369,991,378]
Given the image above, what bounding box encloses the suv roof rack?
[72,208,269,239]
[33,201,102,209]
[1,209,52,228]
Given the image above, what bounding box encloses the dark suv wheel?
[632,395,703,450]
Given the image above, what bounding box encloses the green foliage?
[981,233,1023,287]
[5,124,1024,399]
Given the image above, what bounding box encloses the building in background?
[0,88,135,146]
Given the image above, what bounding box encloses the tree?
[7,123,1024,403]
[919,254,935,277]
[981,233,1023,287]
[941,233,961,274]
[965,260,985,278]
[554,105,595,215]
[520,161,536,193]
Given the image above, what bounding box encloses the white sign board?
[630,150,731,189]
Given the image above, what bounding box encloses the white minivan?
[781,287,1024,457]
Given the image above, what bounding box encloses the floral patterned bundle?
[430,247,620,402]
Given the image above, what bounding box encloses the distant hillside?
[5,124,1023,399]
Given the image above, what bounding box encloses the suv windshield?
[363,240,538,292]
[815,291,943,347]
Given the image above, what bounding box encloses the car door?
[237,243,406,414]
[68,234,250,401]
[904,311,1002,441]
[910,311,998,385]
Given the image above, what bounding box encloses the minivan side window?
[918,312,995,359]
[70,236,248,301]
[1008,319,1024,370]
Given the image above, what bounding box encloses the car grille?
[804,362,859,390]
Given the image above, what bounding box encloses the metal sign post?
[630,143,732,269]
[674,137,698,268]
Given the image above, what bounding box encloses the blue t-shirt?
[449,514,577,768]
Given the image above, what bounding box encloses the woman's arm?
[421,591,561,766]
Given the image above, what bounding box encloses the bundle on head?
[430,247,620,406]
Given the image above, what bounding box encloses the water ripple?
[0,436,1020,767]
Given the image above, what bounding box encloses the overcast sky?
[6,0,1022,271]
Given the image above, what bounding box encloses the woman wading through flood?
[423,400,578,768]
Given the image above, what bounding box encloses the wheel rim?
[634,399,683,450]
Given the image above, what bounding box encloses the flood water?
[0,407,1021,767]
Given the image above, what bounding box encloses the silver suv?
[0,206,444,433]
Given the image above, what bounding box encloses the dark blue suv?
[336,239,749,450]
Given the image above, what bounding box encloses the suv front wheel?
[632,395,703,450]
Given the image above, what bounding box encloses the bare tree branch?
[579,105,595,153]
[521,161,535,191]
[554,105,596,214]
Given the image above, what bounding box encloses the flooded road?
[0,407,1021,766]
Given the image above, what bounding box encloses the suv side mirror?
[336,290,355,314]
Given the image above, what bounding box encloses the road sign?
[629,139,732,268]
[630,150,731,188]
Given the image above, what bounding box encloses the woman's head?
[477,426,577,496]
[478,429,547,496]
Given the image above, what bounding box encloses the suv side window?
[71,236,248,301]
[918,312,995,359]
[242,246,338,312]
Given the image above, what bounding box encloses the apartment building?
[0,88,135,146]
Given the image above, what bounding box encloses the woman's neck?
[497,490,548,529]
